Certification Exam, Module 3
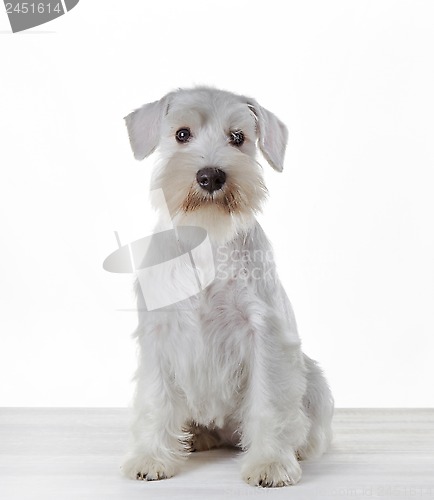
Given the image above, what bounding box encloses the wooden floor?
[1,408,433,499]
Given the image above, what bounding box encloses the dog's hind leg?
[186,423,223,452]
[297,354,334,460]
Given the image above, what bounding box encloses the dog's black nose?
[196,167,226,193]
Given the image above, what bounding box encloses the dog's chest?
[186,348,246,427]
[176,304,247,426]
[164,283,251,426]
[175,239,273,424]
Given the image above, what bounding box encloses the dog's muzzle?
[196,167,226,193]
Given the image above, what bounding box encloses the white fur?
[122,87,334,487]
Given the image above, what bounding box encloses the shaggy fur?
[121,87,334,487]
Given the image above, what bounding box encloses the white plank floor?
[1,409,433,500]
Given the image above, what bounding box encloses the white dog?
[121,87,333,487]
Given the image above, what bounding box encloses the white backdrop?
[1,0,433,407]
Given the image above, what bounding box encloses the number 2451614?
[5,3,62,14]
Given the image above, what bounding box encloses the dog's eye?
[176,128,191,143]
[229,130,245,146]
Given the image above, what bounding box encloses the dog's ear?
[247,101,288,172]
[124,94,172,160]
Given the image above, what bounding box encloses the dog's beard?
[151,152,267,242]
[152,152,267,216]
[182,182,252,214]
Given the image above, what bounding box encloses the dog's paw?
[242,459,302,487]
[187,425,222,452]
[122,455,175,481]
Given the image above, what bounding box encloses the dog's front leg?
[240,318,310,487]
[122,345,190,481]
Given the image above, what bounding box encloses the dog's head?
[125,87,288,242]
